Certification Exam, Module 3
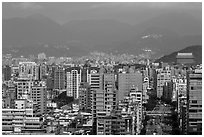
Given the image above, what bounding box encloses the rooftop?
[176,53,194,59]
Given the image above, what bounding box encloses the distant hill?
[2,13,202,57]
[112,27,201,57]
[133,12,202,36]
[155,45,202,64]
[63,19,136,50]
[2,14,72,47]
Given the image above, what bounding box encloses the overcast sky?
[3,2,202,25]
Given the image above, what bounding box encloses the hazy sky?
[3,2,202,25]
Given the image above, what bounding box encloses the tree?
[52,91,74,108]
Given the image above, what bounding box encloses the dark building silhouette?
[3,65,12,81]
[162,81,173,103]
[54,67,65,90]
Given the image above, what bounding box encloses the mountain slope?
[113,27,202,57]
[134,11,202,36]
[2,14,72,47]
[155,45,202,64]
[63,19,137,49]
[2,13,201,57]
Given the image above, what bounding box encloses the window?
[192,100,197,103]
[189,109,197,113]
[191,86,194,90]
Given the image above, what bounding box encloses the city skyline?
[2,1,202,135]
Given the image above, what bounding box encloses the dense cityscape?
[2,51,202,135]
[2,2,202,136]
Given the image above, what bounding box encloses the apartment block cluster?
[2,52,202,135]
[154,52,202,135]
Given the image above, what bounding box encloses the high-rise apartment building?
[156,68,171,98]
[90,68,101,119]
[95,73,118,135]
[31,81,47,115]
[79,82,91,113]
[129,86,143,134]
[187,69,202,135]
[3,65,12,81]
[2,83,16,109]
[81,68,90,83]
[19,62,39,80]
[39,63,47,80]
[66,67,81,98]
[54,67,65,90]
[16,78,33,100]
[162,81,173,103]
[118,71,143,101]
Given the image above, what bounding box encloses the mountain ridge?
[155,45,202,64]
[2,13,202,57]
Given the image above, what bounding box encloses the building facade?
[187,69,202,135]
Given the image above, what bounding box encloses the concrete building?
[129,86,143,134]
[118,71,143,101]
[2,83,16,109]
[187,69,202,135]
[81,68,90,83]
[19,62,39,80]
[89,67,119,135]
[66,67,81,98]
[96,114,127,135]
[90,68,101,118]
[79,82,91,113]
[176,53,194,65]
[16,78,33,100]
[162,81,173,103]
[2,107,44,134]
[54,67,65,90]
[39,63,48,80]
[31,81,47,115]
[142,77,150,104]
[178,96,188,135]
[156,68,171,98]
[3,65,12,81]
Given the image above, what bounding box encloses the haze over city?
[3,2,202,58]
[2,2,202,135]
